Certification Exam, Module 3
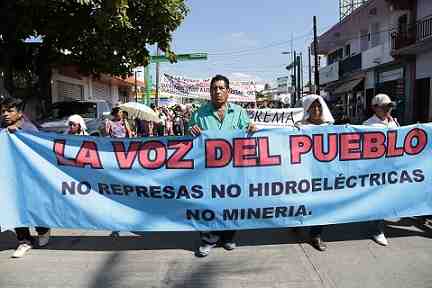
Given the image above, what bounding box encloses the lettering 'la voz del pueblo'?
[52,127,427,169]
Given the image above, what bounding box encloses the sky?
[146,0,340,86]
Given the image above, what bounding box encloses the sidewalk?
[0,218,431,288]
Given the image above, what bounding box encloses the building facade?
[317,0,420,124]
[390,0,432,123]
[51,65,134,106]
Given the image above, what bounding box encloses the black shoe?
[311,236,327,251]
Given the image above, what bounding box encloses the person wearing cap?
[363,93,399,246]
[296,94,335,251]
[1,96,51,258]
[363,94,398,128]
[64,114,88,135]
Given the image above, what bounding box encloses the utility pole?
[134,70,138,102]
[313,16,320,94]
[300,52,304,98]
[308,46,312,93]
[297,55,301,103]
[144,65,151,105]
[155,45,160,107]
[293,51,297,104]
[291,33,294,89]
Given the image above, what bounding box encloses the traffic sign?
[150,53,208,63]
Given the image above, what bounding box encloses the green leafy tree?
[0,0,188,112]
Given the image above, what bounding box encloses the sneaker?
[223,241,236,251]
[372,232,388,246]
[38,230,50,247]
[196,243,216,257]
[311,236,327,251]
[12,242,33,258]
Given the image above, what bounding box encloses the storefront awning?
[333,78,364,94]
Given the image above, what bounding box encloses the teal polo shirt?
[188,102,251,131]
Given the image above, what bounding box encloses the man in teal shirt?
[189,74,256,257]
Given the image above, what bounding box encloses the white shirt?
[363,115,399,128]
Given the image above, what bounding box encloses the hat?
[371,94,396,107]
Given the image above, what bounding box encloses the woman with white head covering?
[64,114,88,135]
[297,94,335,252]
[299,94,335,126]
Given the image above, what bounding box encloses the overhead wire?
[168,21,394,79]
[207,29,314,57]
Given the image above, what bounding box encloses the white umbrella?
[119,102,160,122]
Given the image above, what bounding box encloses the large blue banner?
[0,124,431,231]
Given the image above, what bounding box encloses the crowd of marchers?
[0,74,421,258]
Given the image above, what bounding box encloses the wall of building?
[51,70,90,103]
[320,0,410,73]
[416,50,432,79]
[110,85,119,105]
[51,69,121,105]
[349,38,361,55]
[417,0,432,20]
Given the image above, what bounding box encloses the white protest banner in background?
[247,108,304,129]
[160,73,257,102]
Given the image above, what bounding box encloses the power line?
[207,30,314,57]
[208,38,315,60]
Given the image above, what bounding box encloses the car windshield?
[44,102,97,120]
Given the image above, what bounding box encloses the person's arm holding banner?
[239,108,257,133]
[187,110,202,136]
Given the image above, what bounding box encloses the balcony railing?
[418,15,432,42]
[391,15,432,50]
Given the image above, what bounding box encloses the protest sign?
[160,73,257,102]
[247,108,304,128]
[0,124,431,231]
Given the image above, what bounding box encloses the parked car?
[39,100,112,136]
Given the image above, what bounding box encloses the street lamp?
[282,51,292,58]
[282,51,296,106]
[282,51,292,70]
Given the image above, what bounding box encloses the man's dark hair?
[210,74,229,89]
[111,107,121,116]
[1,97,24,111]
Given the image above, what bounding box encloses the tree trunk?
[34,45,52,119]
[1,0,17,98]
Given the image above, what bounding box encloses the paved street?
[1,218,432,288]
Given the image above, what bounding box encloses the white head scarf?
[65,114,88,135]
[301,94,335,124]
